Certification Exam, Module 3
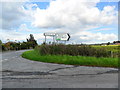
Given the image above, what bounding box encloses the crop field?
[92,45,120,57]
[92,45,120,52]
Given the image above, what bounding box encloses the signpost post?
[44,33,56,44]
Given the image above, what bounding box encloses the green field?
[22,50,118,68]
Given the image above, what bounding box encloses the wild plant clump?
[35,44,115,57]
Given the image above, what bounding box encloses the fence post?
[110,51,113,57]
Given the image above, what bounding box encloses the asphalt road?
[1,50,118,88]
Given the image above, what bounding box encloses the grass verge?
[22,50,118,68]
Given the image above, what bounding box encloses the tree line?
[0,34,37,51]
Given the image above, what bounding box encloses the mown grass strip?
[22,50,118,68]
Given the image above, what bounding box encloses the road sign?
[44,33,56,36]
[56,33,70,41]
[43,33,70,44]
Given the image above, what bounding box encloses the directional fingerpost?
[56,33,70,41]
[44,33,70,44]
[67,33,70,41]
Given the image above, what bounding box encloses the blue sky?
[29,2,119,10]
[32,2,50,9]
[96,2,118,10]
[1,0,119,44]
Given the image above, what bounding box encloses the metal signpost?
[43,33,70,44]
[44,33,56,44]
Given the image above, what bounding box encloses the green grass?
[22,50,118,68]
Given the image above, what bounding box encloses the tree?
[113,41,116,44]
[26,34,38,48]
[0,40,2,45]
[113,41,120,44]
[29,34,35,41]
[0,40,2,51]
[107,42,110,45]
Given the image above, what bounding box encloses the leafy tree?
[26,34,38,48]
[107,42,110,45]
[0,40,2,51]
[0,40,2,45]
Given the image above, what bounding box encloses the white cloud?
[1,1,35,30]
[18,24,31,31]
[0,30,28,42]
[94,28,112,31]
[32,0,117,29]
[1,2,25,29]
[31,0,118,44]
[1,30,44,44]
[70,31,117,44]
[1,0,118,44]
[1,0,51,2]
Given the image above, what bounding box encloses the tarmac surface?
[1,50,118,88]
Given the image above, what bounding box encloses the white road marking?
[0,59,8,62]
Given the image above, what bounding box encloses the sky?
[0,0,119,44]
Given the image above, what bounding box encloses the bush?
[35,44,113,57]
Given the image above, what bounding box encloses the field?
[92,45,120,57]
[92,45,120,53]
